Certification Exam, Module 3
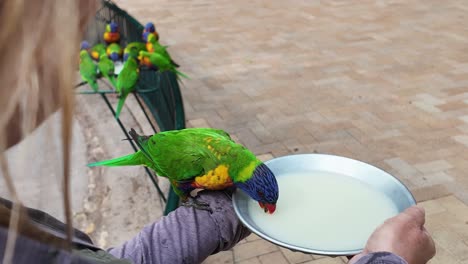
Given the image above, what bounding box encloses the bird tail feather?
[108,75,117,87]
[87,152,144,167]
[170,59,180,68]
[115,93,128,119]
[90,81,99,92]
[175,69,189,79]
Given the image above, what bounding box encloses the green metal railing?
[79,0,184,215]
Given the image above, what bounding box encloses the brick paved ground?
[111,1,468,263]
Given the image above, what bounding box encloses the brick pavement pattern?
[112,1,468,263]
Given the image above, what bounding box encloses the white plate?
[232,154,416,256]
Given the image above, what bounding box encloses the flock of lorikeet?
[79,22,188,119]
[83,23,280,215]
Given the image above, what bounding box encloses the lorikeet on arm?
[88,128,279,214]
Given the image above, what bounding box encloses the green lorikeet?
[107,43,122,62]
[88,128,279,214]
[98,54,116,87]
[146,34,179,67]
[104,22,120,44]
[142,22,159,41]
[114,57,139,119]
[79,50,99,92]
[90,43,106,61]
[123,42,146,62]
[139,50,188,79]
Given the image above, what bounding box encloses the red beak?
[258,202,276,214]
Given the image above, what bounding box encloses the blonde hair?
[0,0,97,262]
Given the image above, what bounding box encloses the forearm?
[353,252,408,264]
[107,191,250,264]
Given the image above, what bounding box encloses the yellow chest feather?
[193,165,233,190]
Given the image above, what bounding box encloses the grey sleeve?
[354,252,408,264]
[107,191,251,264]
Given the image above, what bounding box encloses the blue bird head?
[110,52,119,62]
[142,31,150,42]
[123,53,129,62]
[80,41,90,50]
[235,163,279,214]
[144,22,155,33]
[110,22,118,33]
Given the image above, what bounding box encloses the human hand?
[349,206,435,264]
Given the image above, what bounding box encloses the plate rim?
[232,153,416,256]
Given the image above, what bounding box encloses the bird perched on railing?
[142,22,158,41]
[79,50,98,92]
[88,128,279,214]
[123,42,146,62]
[146,33,179,68]
[90,43,106,61]
[98,54,116,88]
[139,50,188,79]
[104,21,120,44]
[114,55,139,119]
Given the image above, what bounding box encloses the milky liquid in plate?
[247,171,399,251]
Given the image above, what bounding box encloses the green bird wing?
[107,43,122,55]
[79,56,97,81]
[98,56,115,76]
[138,128,236,182]
[125,42,146,53]
[153,42,169,57]
[187,128,232,141]
[91,43,106,54]
[140,51,166,67]
[116,58,139,93]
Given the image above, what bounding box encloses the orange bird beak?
[258,202,276,214]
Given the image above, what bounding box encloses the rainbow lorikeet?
[144,22,156,33]
[90,43,106,61]
[79,41,91,62]
[146,34,179,67]
[79,50,98,92]
[88,128,279,213]
[80,41,91,51]
[135,46,155,69]
[142,22,158,41]
[123,42,146,62]
[107,43,122,62]
[139,51,188,79]
[103,22,120,44]
[114,57,139,119]
[98,54,116,87]
[138,54,156,70]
